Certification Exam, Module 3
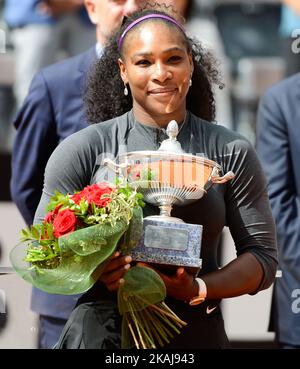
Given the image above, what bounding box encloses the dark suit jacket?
[256,73,300,346]
[10,47,96,319]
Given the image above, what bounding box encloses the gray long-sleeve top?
[35,110,278,292]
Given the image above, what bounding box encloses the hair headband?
[118,14,186,50]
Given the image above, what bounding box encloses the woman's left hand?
[137,263,198,302]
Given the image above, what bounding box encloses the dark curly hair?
[85,3,222,124]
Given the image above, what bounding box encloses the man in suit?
[10,0,147,349]
[256,73,300,348]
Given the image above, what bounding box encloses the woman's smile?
[148,87,178,96]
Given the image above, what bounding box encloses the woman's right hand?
[98,251,132,291]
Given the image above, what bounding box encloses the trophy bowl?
[103,120,234,272]
[119,151,224,222]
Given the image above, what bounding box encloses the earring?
[189,78,192,87]
[124,84,128,96]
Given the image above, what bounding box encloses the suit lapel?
[78,47,97,74]
[75,47,97,100]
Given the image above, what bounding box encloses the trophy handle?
[102,158,129,176]
[210,167,235,184]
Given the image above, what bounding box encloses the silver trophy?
[104,120,234,273]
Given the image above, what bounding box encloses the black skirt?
[54,283,230,349]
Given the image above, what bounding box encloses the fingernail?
[124,264,130,270]
[119,279,125,285]
[125,256,132,263]
[114,251,120,257]
[178,267,184,275]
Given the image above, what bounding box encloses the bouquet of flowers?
[10,181,186,349]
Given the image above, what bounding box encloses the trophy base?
[131,218,202,270]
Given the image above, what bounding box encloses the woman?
[35,4,277,349]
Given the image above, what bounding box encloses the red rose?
[71,192,83,205]
[80,185,94,200]
[44,210,55,223]
[53,209,77,238]
[44,203,64,223]
[81,183,113,208]
[90,184,113,207]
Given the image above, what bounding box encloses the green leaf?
[21,228,30,238]
[30,225,40,239]
[46,222,54,239]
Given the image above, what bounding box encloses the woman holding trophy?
[33,3,278,348]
